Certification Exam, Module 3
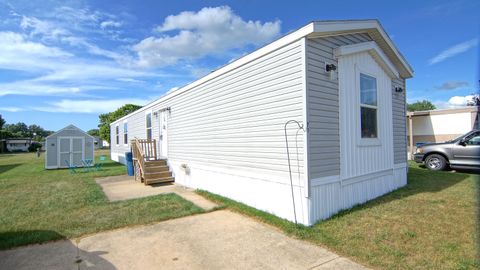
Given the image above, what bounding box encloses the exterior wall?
[306,33,372,179]
[306,37,407,224]
[111,39,308,224]
[392,78,407,163]
[6,141,30,152]
[45,127,94,169]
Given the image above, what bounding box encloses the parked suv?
[414,129,480,171]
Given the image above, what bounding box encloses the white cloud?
[433,95,475,109]
[429,38,478,65]
[34,98,150,113]
[0,107,24,112]
[132,6,281,67]
[435,81,469,90]
[116,78,145,83]
[100,20,122,29]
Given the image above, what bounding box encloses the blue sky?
[0,0,478,131]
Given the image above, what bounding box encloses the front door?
[159,110,168,157]
[58,137,84,167]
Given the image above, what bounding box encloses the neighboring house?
[110,20,413,225]
[93,136,109,149]
[407,106,479,158]
[45,125,95,169]
[4,138,32,152]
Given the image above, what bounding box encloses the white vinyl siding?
[112,39,305,184]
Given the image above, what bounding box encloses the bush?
[28,142,42,152]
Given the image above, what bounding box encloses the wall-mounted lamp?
[394,87,404,93]
[325,63,337,72]
[153,111,158,117]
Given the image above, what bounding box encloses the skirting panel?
[169,159,310,225]
[308,165,407,225]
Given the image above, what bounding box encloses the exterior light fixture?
[395,87,403,93]
[325,63,337,72]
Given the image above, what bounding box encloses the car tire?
[425,154,448,171]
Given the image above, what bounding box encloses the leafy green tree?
[0,114,5,130]
[407,100,436,112]
[4,122,29,137]
[87,129,100,137]
[98,104,142,142]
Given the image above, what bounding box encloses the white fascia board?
[112,23,315,124]
[313,20,413,78]
[334,41,400,78]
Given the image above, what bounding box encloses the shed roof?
[46,124,94,139]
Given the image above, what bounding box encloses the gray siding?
[392,78,407,164]
[306,33,372,179]
[111,39,304,185]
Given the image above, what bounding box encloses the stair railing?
[131,138,157,182]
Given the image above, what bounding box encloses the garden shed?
[45,125,95,169]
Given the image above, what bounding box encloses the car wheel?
[425,154,447,171]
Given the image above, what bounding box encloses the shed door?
[58,137,84,167]
[58,138,71,168]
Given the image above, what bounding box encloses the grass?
[0,150,203,250]
[197,162,479,270]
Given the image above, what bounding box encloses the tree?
[0,114,5,130]
[4,122,29,137]
[98,104,142,142]
[407,100,436,112]
[87,129,100,137]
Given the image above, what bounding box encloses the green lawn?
[0,150,203,250]
[198,162,479,270]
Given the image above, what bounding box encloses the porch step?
[145,177,175,185]
[145,160,167,167]
[145,165,170,173]
[144,171,172,179]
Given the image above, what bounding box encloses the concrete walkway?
[0,210,367,270]
[95,175,217,211]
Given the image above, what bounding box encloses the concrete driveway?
[0,210,367,270]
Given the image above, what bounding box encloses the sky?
[0,0,478,131]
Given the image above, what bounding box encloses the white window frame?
[123,121,128,145]
[145,111,153,140]
[357,66,381,146]
[115,124,120,146]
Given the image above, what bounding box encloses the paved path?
[95,175,218,211]
[0,210,367,270]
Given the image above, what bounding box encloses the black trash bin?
[125,152,134,176]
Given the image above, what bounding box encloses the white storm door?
[159,110,168,157]
[58,137,71,168]
[71,137,84,166]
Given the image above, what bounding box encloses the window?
[465,132,480,145]
[146,113,152,140]
[115,125,119,145]
[123,122,128,144]
[360,73,378,138]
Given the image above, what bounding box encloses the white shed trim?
[334,41,400,78]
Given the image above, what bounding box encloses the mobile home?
[110,20,413,225]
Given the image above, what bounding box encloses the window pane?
[146,114,152,128]
[361,107,377,138]
[124,123,128,133]
[360,74,377,106]
[124,133,128,144]
[147,129,152,140]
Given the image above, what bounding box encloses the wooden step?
[145,165,170,173]
[145,177,174,185]
[145,160,167,166]
[144,171,172,179]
